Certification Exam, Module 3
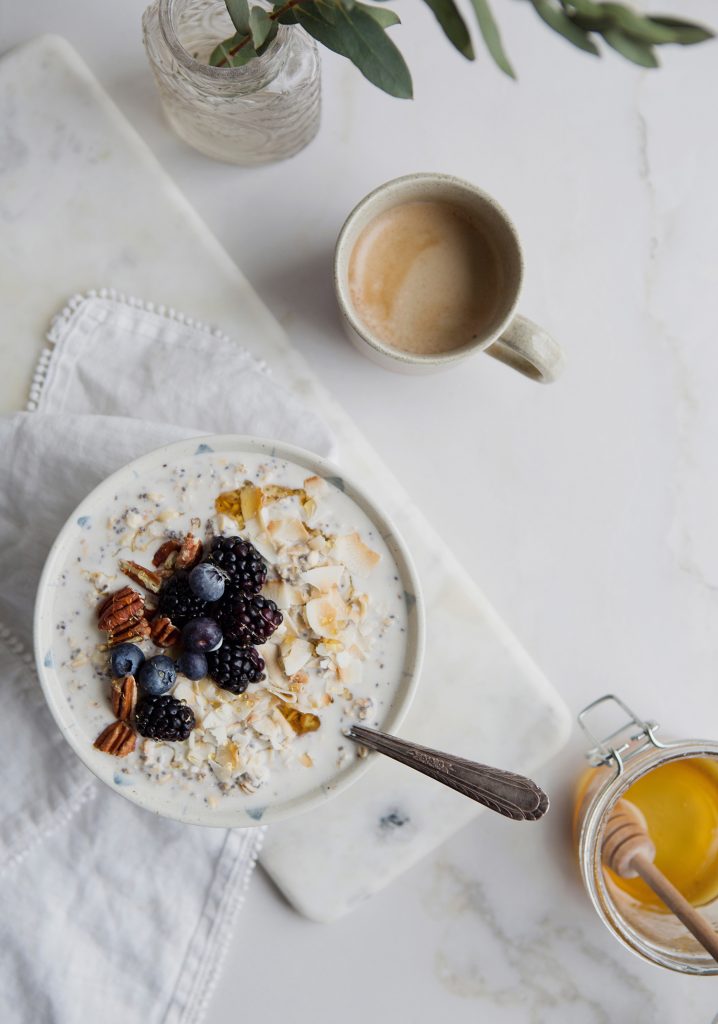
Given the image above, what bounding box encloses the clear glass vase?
[142,0,321,165]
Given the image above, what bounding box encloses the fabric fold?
[0,294,332,1024]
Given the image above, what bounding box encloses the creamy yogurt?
[39,440,420,824]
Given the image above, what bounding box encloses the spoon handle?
[347,726,549,821]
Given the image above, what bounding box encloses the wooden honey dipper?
[603,798,718,963]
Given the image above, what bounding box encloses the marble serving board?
[0,35,571,921]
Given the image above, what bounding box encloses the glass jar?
[142,0,321,165]
[574,694,718,975]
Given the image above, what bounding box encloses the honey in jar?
[574,695,718,974]
[604,757,718,909]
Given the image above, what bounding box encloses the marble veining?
[425,862,659,1021]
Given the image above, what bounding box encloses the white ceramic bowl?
[34,435,424,827]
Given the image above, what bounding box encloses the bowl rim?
[33,433,425,828]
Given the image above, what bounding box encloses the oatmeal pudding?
[35,437,422,826]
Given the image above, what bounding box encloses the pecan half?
[174,533,203,571]
[156,555,178,580]
[101,619,151,649]
[119,560,162,594]
[152,539,181,567]
[97,587,145,633]
[111,675,138,720]
[150,616,180,648]
[94,720,136,757]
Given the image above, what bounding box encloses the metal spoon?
[347,726,549,822]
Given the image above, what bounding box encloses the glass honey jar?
[574,694,718,974]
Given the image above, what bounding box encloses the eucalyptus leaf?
[249,5,274,48]
[355,3,401,29]
[560,0,604,19]
[531,0,600,55]
[256,21,279,54]
[421,0,474,60]
[209,32,257,66]
[295,1,413,98]
[602,27,659,66]
[649,16,714,46]
[225,0,250,34]
[601,4,676,44]
[468,0,515,77]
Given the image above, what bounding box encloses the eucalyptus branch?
[214,0,302,65]
[207,0,715,98]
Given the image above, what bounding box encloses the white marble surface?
[0,36,569,921]
[2,1,718,1020]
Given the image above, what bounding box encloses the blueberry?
[110,643,145,677]
[177,650,208,681]
[138,655,176,695]
[189,563,226,602]
[182,617,223,653]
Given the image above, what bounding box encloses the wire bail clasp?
[577,693,665,773]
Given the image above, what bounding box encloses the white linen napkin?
[0,293,332,1024]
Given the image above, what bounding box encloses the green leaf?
[355,3,400,29]
[249,5,274,48]
[531,1,600,55]
[209,32,257,66]
[602,27,659,66]
[295,2,413,98]
[561,0,604,19]
[468,0,515,77]
[648,16,714,46]
[601,4,676,44]
[256,21,279,54]
[421,0,474,60]
[225,0,250,34]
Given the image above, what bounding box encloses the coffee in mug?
[334,173,565,381]
[348,199,504,356]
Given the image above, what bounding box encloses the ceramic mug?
[334,173,565,382]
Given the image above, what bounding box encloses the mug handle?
[485,314,565,384]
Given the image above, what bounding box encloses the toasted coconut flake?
[333,533,381,576]
[299,752,314,768]
[280,638,313,677]
[240,484,262,523]
[305,587,349,640]
[250,531,278,563]
[301,565,345,592]
[307,535,329,554]
[263,580,305,609]
[267,518,309,546]
[304,476,328,498]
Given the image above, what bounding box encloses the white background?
[3,1,718,1020]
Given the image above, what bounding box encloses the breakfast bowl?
[34,435,424,827]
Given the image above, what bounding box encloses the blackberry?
[218,593,282,644]
[157,571,208,628]
[135,694,195,741]
[207,640,265,695]
[207,536,267,597]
